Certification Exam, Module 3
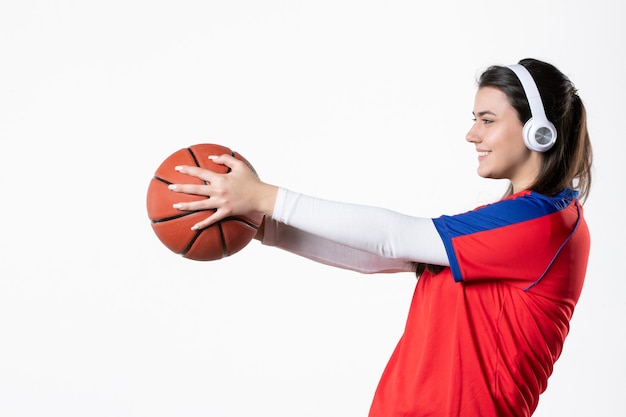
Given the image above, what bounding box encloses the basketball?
[146,143,264,261]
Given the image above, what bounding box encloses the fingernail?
[168,184,177,190]
[190,224,199,230]
[208,155,218,160]
[174,166,183,171]
[173,203,183,209]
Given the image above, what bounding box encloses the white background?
[1,1,624,416]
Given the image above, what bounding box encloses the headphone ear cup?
[522,118,557,152]
[522,118,536,151]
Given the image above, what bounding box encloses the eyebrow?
[473,110,497,117]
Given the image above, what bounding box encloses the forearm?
[262,218,416,274]
[270,188,449,266]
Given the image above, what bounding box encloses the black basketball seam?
[188,145,235,175]
[217,222,228,257]
[150,210,197,224]
[153,175,172,185]
[218,217,260,258]
[179,209,222,258]
[182,229,202,257]
[187,147,201,168]
[221,216,260,230]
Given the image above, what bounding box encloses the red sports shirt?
[368,189,590,417]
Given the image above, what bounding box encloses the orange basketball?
[146,143,263,261]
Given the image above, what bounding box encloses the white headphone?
[507,64,557,152]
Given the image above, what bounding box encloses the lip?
[477,150,490,161]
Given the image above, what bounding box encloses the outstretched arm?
[270,188,449,266]
[168,153,449,267]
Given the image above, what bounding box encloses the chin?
[477,166,504,181]
[476,168,492,179]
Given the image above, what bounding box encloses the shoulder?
[433,189,579,237]
[478,189,576,218]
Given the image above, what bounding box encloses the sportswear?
[262,219,416,273]
[270,187,448,267]
[264,187,590,417]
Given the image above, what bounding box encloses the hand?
[168,153,278,230]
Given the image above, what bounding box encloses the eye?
[471,115,493,124]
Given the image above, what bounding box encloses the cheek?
[498,126,527,156]
[480,131,529,176]
[508,136,532,160]
[498,139,534,176]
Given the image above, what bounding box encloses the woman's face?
[466,86,543,193]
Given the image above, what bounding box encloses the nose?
[466,123,480,144]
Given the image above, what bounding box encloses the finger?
[169,199,230,230]
[167,183,211,197]
[190,209,229,231]
[208,153,248,172]
[172,197,215,212]
[209,153,240,169]
[173,164,219,182]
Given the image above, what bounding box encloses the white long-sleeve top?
[262,188,449,274]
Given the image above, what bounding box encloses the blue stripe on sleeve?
[432,189,578,282]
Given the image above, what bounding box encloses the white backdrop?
[1,1,624,416]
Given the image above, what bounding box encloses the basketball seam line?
[218,222,228,257]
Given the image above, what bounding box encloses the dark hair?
[416,58,593,278]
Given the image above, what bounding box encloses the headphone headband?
[507,65,549,124]
[507,64,557,152]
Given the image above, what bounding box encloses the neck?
[511,152,543,194]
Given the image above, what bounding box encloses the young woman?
[168,58,593,417]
